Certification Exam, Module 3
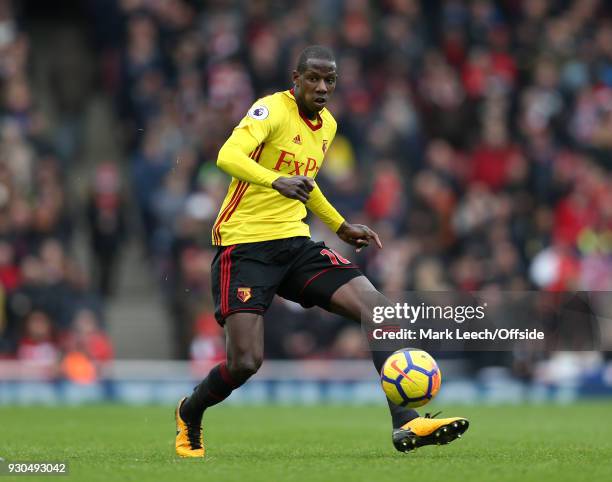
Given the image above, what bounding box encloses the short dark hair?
[296,45,336,73]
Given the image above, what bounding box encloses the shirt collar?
[287,88,323,131]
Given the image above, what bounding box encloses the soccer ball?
[380,349,441,408]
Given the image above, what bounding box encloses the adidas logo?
[292,134,302,145]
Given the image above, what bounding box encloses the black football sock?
[370,349,419,428]
[180,362,244,423]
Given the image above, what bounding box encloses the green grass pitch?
[1,402,611,482]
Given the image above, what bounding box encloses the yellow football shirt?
[212,89,345,246]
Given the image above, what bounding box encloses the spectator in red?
[469,120,523,191]
[59,308,113,384]
[365,161,405,223]
[190,313,225,364]
[553,196,591,247]
[17,310,59,367]
[61,308,113,364]
[0,241,21,292]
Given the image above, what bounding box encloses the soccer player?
[175,46,469,457]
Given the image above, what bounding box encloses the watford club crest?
[237,287,252,303]
[322,140,328,153]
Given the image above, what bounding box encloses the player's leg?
[181,312,264,418]
[277,243,420,428]
[176,312,264,457]
[327,275,420,428]
[328,275,469,452]
[176,241,280,457]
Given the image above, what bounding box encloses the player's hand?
[271,176,315,203]
[336,222,383,252]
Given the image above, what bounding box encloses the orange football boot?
[175,397,205,457]
[392,412,469,452]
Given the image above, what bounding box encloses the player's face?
[293,59,337,116]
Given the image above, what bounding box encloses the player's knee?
[359,289,389,314]
[227,353,262,380]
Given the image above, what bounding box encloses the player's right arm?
[217,99,315,200]
[216,101,282,188]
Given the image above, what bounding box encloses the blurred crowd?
[4,0,612,367]
[84,0,612,361]
[0,0,113,381]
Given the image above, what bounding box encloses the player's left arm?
[336,220,383,252]
[306,120,382,252]
[306,183,382,252]
[305,183,345,232]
